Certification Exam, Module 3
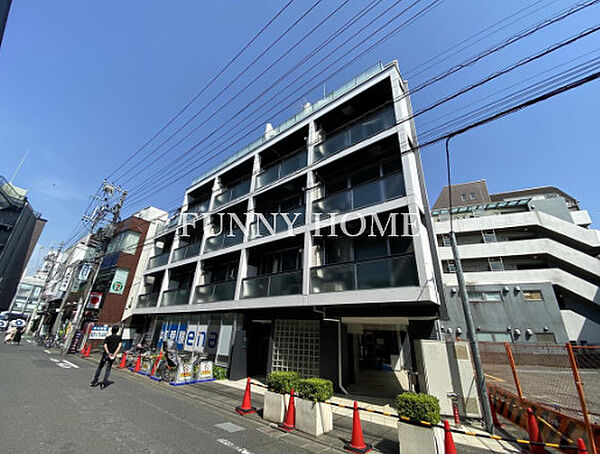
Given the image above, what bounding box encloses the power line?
[117,0,324,184]
[107,0,295,181]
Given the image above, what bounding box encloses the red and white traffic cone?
[118,352,127,368]
[526,408,544,454]
[576,438,589,454]
[133,355,142,373]
[344,401,372,453]
[278,389,296,432]
[235,377,256,415]
[444,420,457,454]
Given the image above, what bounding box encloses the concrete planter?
[295,398,333,437]
[397,421,443,454]
[263,390,286,423]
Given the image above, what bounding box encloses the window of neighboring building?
[477,332,512,342]
[460,193,467,201]
[447,261,456,273]
[489,258,504,271]
[468,291,502,302]
[106,230,141,255]
[523,290,543,301]
[470,192,476,200]
[536,332,555,343]
[482,231,497,243]
[439,235,450,247]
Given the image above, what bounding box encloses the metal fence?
[480,342,600,453]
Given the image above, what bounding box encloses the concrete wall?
[414,340,481,419]
[441,282,569,344]
[561,310,600,345]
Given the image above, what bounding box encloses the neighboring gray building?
[0,177,46,311]
[432,180,600,345]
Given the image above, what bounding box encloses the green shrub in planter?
[213,366,227,380]
[395,392,441,425]
[297,378,334,402]
[266,371,300,394]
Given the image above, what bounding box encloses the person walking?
[4,325,16,344]
[91,325,121,389]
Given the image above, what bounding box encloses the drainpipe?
[324,317,349,395]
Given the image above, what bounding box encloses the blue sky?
[1,0,599,273]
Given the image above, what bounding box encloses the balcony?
[156,214,180,235]
[147,252,170,269]
[137,292,159,308]
[256,150,307,189]
[194,280,236,303]
[241,270,302,299]
[310,254,418,294]
[249,210,305,239]
[313,105,395,162]
[187,199,210,214]
[161,288,190,307]
[204,228,244,253]
[213,179,251,209]
[313,172,405,217]
[172,241,202,262]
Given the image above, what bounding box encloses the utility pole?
[61,181,127,355]
[445,137,494,433]
[26,241,63,335]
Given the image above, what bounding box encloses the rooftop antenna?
[10,150,28,184]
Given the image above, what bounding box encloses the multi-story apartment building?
[0,177,45,310]
[7,274,45,318]
[432,180,600,345]
[127,62,443,390]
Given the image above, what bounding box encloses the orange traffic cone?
[235,377,256,415]
[83,344,91,357]
[444,420,458,454]
[526,408,544,454]
[80,343,87,357]
[133,355,142,373]
[118,352,127,368]
[576,438,589,454]
[489,395,503,428]
[344,401,372,453]
[278,389,296,432]
[150,352,163,377]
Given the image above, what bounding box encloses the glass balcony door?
[195,280,236,303]
[310,254,417,294]
[313,105,395,162]
[312,172,405,217]
[161,288,191,306]
[241,270,302,298]
[256,150,307,188]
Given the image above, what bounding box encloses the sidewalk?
[81,350,524,453]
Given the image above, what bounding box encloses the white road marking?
[215,422,245,433]
[27,340,32,344]
[62,360,79,369]
[50,358,60,363]
[217,439,254,454]
[44,349,51,354]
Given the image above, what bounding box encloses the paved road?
[0,340,319,453]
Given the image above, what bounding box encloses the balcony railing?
[256,150,307,189]
[161,288,190,307]
[313,105,396,162]
[147,252,170,269]
[172,241,202,262]
[241,270,302,299]
[137,292,159,308]
[249,210,305,239]
[312,172,405,217]
[213,179,251,209]
[156,214,180,235]
[204,228,244,253]
[194,280,236,303]
[310,254,418,294]
[187,199,210,214]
